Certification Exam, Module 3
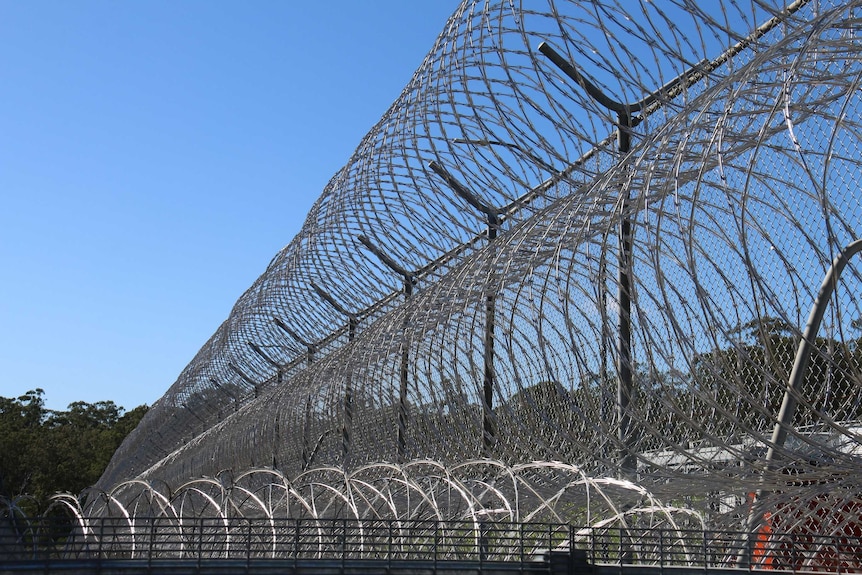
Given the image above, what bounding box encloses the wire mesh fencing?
[92,0,862,546]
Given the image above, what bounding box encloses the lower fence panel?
[2,518,862,571]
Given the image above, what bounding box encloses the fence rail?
[1,518,568,563]
[2,518,862,573]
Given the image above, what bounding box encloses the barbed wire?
[97,0,862,537]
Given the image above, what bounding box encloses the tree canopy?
[0,389,147,514]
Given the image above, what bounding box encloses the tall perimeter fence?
[25,0,861,570]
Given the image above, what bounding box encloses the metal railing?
[5,517,862,573]
[0,517,569,563]
[3,518,862,573]
[585,526,862,573]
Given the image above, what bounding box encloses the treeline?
[497,317,862,466]
[0,389,147,514]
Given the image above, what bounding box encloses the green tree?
[0,390,147,514]
[0,389,49,502]
[691,317,862,434]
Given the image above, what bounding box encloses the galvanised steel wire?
[50,461,704,563]
[98,0,862,537]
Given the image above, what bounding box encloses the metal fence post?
[197,517,203,571]
[246,518,252,568]
[148,516,155,569]
[619,526,625,575]
[94,516,100,560]
[388,520,393,571]
[519,522,525,564]
[341,518,346,571]
[294,518,299,571]
[434,520,439,568]
[659,528,664,574]
[100,516,107,561]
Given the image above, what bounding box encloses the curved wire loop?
[92,0,862,553]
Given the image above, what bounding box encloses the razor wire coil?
[94,0,862,539]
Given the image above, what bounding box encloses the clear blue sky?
[0,1,457,412]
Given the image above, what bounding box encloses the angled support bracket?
[429,160,500,454]
[247,341,283,385]
[539,41,643,481]
[357,234,417,460]
[311,281,358,341]
[228,361,260,398]
[311,280,358,465]
[273,317,316,366]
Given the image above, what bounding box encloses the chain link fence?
[93,0,862,545]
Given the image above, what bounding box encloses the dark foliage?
[0,389,147,514]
